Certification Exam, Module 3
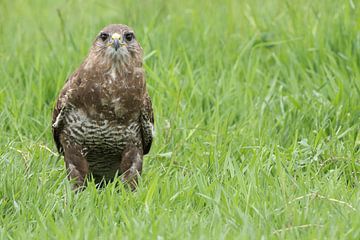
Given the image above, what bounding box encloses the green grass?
[0,0,360,239]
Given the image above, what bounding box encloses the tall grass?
[0,0,359,239]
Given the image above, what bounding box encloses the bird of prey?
[52,24,154,190]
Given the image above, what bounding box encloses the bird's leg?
[62,142,89,191]
[120,146,143,190]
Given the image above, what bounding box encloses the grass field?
[1,0,360,239]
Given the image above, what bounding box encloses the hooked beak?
[113,39,120,51]
[111,33,125,51]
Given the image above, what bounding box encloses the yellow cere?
[111,33,121,40]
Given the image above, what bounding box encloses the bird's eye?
[124,33,134,42]
[99,32,109,41]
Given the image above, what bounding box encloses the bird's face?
[92,24,141,64]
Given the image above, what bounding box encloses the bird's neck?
[83,52,134,74]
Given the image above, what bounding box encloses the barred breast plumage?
[52,24,154,190]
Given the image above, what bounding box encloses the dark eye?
[99,32,109,41]
[124,33,134,42]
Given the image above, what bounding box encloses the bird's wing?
[52,72,80,154]
[141,92,154,155]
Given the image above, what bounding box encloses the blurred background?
[0,0,359,238]
[1,0,359,146]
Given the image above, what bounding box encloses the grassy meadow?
[1,0,360,239]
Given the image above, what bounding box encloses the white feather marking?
[151,123,156,137]
[52,109,63,128]
[110,66,117,80]
[69,163,77,172]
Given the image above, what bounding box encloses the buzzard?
[52,24,154,190]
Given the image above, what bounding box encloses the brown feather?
[51,24,154,189]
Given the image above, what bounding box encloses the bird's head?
[90,24,142,65]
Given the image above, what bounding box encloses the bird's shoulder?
[52,69,83,154]
[54,69,82,111]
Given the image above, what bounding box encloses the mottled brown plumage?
[52,24,154,190]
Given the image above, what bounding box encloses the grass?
[0,0,360,239]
